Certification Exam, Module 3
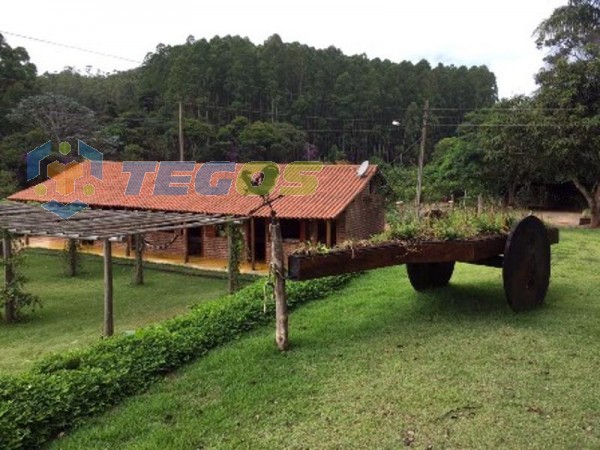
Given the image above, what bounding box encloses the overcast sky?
[2,0,565,99]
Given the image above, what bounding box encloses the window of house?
[280,219,301,240]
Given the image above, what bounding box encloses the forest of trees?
[0,33,497,174]
[0,0,598,225]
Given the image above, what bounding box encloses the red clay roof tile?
[9,162,378,220]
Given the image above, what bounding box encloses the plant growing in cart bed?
[295,209,516,257]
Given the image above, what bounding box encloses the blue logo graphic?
[26,140,103,219]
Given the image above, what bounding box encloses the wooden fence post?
[270,218,288,351]
[477,194,484,216]
[103,239,114,337]
[2,235,16,323]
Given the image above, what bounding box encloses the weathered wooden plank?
[0,201,245,241]
[288,236,508,281]
[287,228,559,281]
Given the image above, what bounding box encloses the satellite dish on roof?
[357,160,369,178]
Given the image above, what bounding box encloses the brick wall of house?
[80,181,383,265]
[336,182,385,242]
[201,225,250,260]
[144,231,186,254]
[263,232,304,265]
[202,225,228,259]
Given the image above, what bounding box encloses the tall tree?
[0,33,37,137]
[9,94,99,143]
[464,96,545,206]
[535,0,600,226]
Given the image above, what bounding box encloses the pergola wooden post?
[2,234,16,323]
[309,220,318,245]
[0,201,247,335]
[132,233,144,285]
[103,238,114,337]
[183,228,189,263]
[250,218,256,270]
[66,238,78,277]
[270,217,288,351]
[227,222,241,294]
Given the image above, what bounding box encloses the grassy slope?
[53,229,600,449]
[0,250,229,374]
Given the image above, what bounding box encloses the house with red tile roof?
[10,161,385,265]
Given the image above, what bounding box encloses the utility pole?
[178,100,184,161]
[416,99,429,216]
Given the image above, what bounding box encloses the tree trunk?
[573,179,600,228]
[270,219,288,351]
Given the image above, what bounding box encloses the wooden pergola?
[0,201,246,335]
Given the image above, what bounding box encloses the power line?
[0,30,142,64]
[430,107,581,111]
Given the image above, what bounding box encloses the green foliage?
[0,236,41,321]
[11,35,495,166]
[0,274,353,449]
[0,170,18,198]
[0,33,37,137]
[377,163,418,204]
[384,209,514,241]
[8,94,99,143]
[47,230,600,450]
[425,137,488,201]
[0,250,235,374]
[534,0,600,225]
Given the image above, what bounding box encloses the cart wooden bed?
[288,216,560,311]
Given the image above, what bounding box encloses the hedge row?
[0,275,354,449]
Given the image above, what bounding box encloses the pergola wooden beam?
[0,201,247,335]
[0,202,243,241]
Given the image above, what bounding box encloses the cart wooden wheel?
[406,262,455,291]
[503,216,551,311]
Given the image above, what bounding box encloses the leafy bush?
[385,208,514,241]
[0,237,41,321]
[0,275,353,449]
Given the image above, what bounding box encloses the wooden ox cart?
[288,216,560,311]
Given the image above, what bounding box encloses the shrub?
[0,275,353,449]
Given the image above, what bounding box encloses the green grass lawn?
[49,229,600,449]
[0,250,230,374]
